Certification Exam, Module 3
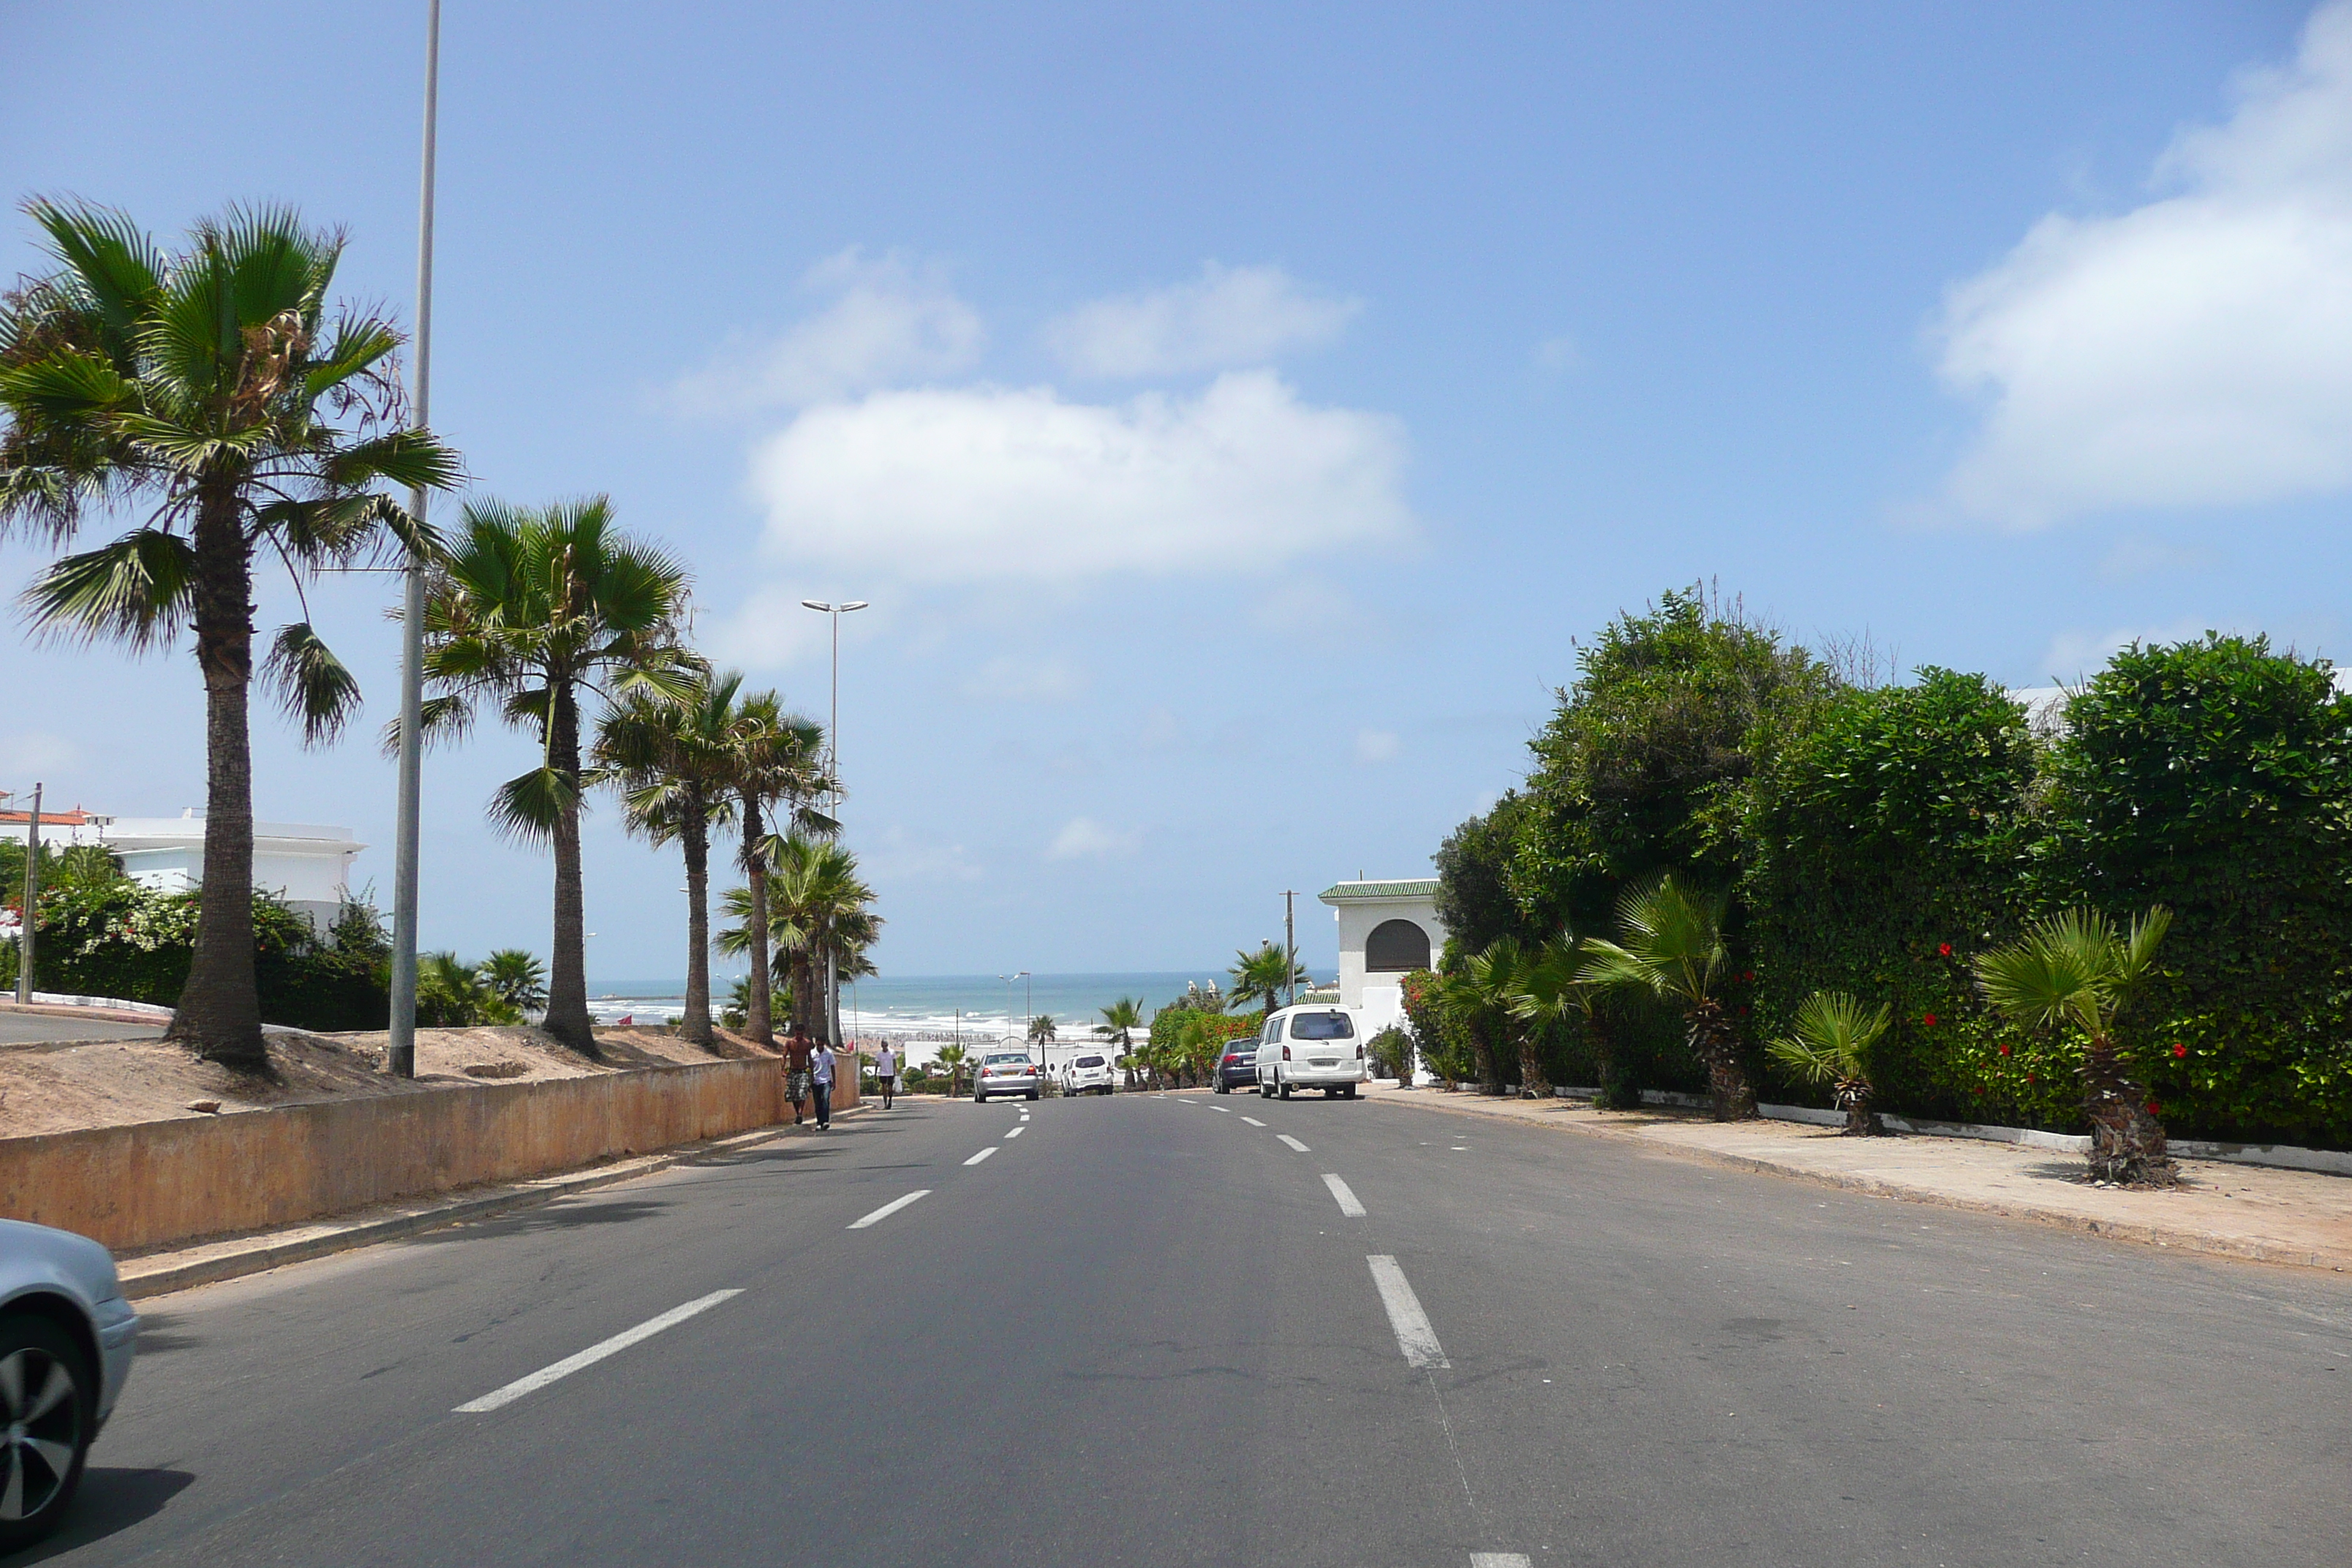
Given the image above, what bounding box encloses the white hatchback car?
[0,1218,139,1549]
[1253,1005,1368,1099]
[1061,1052,1115,1096]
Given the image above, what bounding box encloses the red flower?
[1740,970,1754,983]
[1937,943,1953,957]
[1922,1012,1938,1028]
[1998,1044,2010,1057]
[2146,1100,2162,1116]
[2171,1042,2188,1058]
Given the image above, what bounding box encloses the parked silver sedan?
[0,1218,139,1548]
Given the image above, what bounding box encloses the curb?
[1366,1092,2352,1275]
[118,1105,872,1300]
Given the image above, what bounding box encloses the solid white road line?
[1005,1126,1025,1139]
[1240,1116,1266,1127]
[1366,1255,1449,1369]
[964,1146,998,1166]
[848,1191,930,1229]
[1469,1556,1532,1567]
[454,1290,745,1413]
[1210,1105,1232,1113]
[1278,1134,1311,1152]
[1322,1174,1367,1217]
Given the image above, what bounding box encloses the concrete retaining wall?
[0,1055,853,1254]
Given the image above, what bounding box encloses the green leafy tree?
[726,696,832,1045]
[1399,968,1476,1089]
[1434,791,1545,953]
[1583,875,1755,1120]
[1975,907,2174,1184]
[593,671,752,1044]
[1765,990,1893,1136]
[1450,936,1534,1096]
[416,950,513,1027]
[720,974,788,1033]
[1229,941,1308,1017]
[477,949,546,1014]
[412,497,694,1052]
[0,201,459,1065]
[720,835,878,1045]
[933,1041,970,1097]
[1512,931,1637,1109]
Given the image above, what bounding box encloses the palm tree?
[0,201,459,1066]
[592,671,750,1045]
[1096,995,1146,1086]
[478,949,547,1014]
[1511,932,1632,1107]
[1582,875,1754,1120]
[1028,1014,1058,1047]
[726,695,832,1046]
[933,1041,970,1098]
[1229,941,1307,1017]
[1450,936,1534,1096]
[1765,990,1893,1136]
[1975,906,2174,1185]
[413,497,695,1052]
[418,951,512,1027]
[761,834,878,1043]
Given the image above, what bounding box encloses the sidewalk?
[1365,1084,2352,1273]
[116,1104,872,1299]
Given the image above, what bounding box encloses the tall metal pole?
[1284,889,1297,1007]
[388,0,442,1079]
[15,783,41,1004]
[799,599,865,1054]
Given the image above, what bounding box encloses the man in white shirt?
[874,1043,898,1109]
[810,1040,835,1129]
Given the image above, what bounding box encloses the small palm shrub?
[1766,991,1893,1136]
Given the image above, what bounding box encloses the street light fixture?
[801,599,867,1053]
[1000,970,1029,1058]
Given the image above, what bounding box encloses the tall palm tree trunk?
[740,796,773,1046]
[2082,1031,2174,1184]
[542,682,595,1052]
[1516,1032,1551,1098]
[1474,1017,1504,1096]
[167,491,265,1067]
[678,797,713,1046]
[788,946,822,1041]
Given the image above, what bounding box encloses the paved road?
[0,1017,162,1046]
[31,1090,2352,1566]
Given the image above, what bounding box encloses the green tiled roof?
[1318,879,1439,902]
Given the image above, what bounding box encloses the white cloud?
[704,584,843,670]
[672,248,982,414]
[2035,616,2217,683]
[1354,728,1401,764]
[747,369,1411,583]
[2097,536,2214,581]
[862,824,984,884]
[1044,263,1360,378]
[1046,815,1137,860]
[962,655,1088,702]
[1935,4,2352,526]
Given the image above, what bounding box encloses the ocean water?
[584,970,1232,1055]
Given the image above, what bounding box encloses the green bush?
[1365,1025,1414,1082]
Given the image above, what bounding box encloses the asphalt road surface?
[31,1090,2352,1567]
[0,1017,163,1046]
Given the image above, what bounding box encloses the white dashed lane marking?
[848,1191,930,1229]
[454,1290,744,1413]
[1240,1116,1265,1127]
[1004,1126,1025,1139]
[1366,1256,1447,1369]
[1322,1174,1366,1217]
[1278,1134,1310,1153]
[964,1147,998,1166]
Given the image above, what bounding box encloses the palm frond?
[21,527,195,651]
[263,622,361,745]
[489,765,578,846]
[1765,990,1891,1087]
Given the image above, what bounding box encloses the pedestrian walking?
[875,1042,897,1109]
[811,1039,836,1129]
[784,1033,813,1125]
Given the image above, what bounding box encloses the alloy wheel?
[0,1344,81,1525]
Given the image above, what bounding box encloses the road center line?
[1005,1126,1025,1139]
[1322,1174,1367,1217]
[454,1290,744,1413]
[964,1146,998,1166]
[1240,1115,1265,1127]
[1210,1105,1232,1113]
[1278,1134,1311,1152]
[1366,1256,1449,1369]
[1470,1556,1532,1567]
[848,1190,930,1229]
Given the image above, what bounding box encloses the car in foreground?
[1254,1006,1367,1099]
[0,1218,139,1549]
[1061,1053,1115,1096]
[974,1049,1041,1102]
[1213,1042,1257,1093]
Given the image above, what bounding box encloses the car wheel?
[1279,1079,1292,1100]
[0,1314,94,1551]
[1028,1090,1039,1101]
[976,1091,987,1103]
[1344,1084,1359,1099]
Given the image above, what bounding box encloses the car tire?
[1028,1090,1039,1101]
[1344,1084,1359,1099]
[976,1091,987,1104]
[1279,1079,1293,1100]
[0,1313,94,1551]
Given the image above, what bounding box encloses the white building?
[99,812,364,929]
[0,804,110,849]
[1319,879,1447,1035]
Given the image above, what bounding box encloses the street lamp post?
[388,0,443,1080]
[1000,970,1028,1056]
[801,599,867,1053]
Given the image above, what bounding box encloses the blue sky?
[3,1,2344,978]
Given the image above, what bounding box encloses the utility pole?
[388,0,442,1080]
[1284,889,1298,1007]
[15,783,41,1004]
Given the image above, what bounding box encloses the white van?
[1062,1052,1115,1096]
[1252,1005,1366,1099]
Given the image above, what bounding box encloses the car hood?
[0,1218,121,1305]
